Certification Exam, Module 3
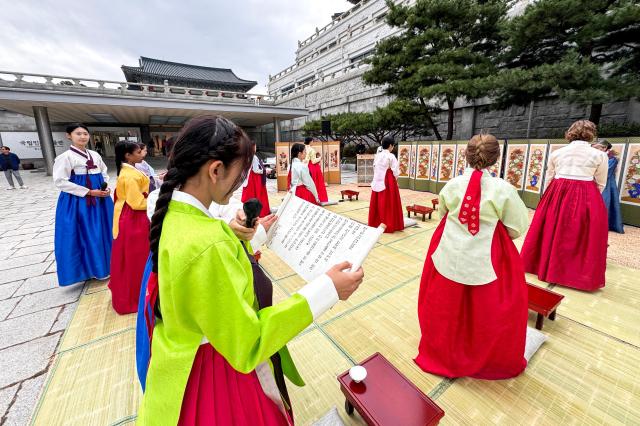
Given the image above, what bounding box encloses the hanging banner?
[0,132,70,159]
[438,144,456,182]
[416,144,431,180]
[524,144,548,194]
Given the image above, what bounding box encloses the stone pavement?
[0,169,82,426]
[0,156,354,426]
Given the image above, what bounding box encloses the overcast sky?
[0,0,353,93]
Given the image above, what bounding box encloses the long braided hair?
[148,116,254,316]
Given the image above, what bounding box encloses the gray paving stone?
[0,253,49,272]
[0,297,21,321]
[0,384,19,420]
[0,234,36,245]
[0,281,22,301]
[50,302,78,334]
[11,245,54,258]
[13,275,58,298]
[13,236,55,250]
[45,261,56,274]
[9,285,82,318]
[37,230,55,239]
[3,374,47,426]
[1,228,41,238]
[0,308,60,350]
[0,246,16,259]
[0,263,50,285]
[0,333,60,388]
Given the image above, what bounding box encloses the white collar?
[171,191,214,218]
[293,157,302,163]
[463,167,491,176]
[122,162,147,177]
[570,140,591,147]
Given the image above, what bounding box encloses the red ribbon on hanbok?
[458,169,482,236]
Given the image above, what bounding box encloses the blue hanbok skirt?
[54,173,114,286]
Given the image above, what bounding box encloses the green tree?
[301,100,432,147]
[363,0,508,139]
[496,0,640,124]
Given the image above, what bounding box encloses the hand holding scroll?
[326,261,364,301]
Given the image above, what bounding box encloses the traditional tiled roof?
[121,57,256,91]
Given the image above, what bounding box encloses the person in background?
[53,123,113,286]
[241,146,271,217]
[368,136,404,233]
[290,143,320,205]
[0,146,27,190]
[415,134,529,379]
[593,139,624,233]
[304,137,328,203]
[109,140,150,315]
[135,142,161,192]
[521,120,608,291]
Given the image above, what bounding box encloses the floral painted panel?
[455,145,467,176]
[504,144,528,190]
[524,144,548,193]
[438,145,456,182]
[416,145,431,180]
[620,144,640,205]
[431,145,440,181]
[398,145,411,177]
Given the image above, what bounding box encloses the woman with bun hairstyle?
[53,123,113,286]
[521,120,608,291]
[415,134,529,379]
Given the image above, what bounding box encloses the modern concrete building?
[267,0,638,141]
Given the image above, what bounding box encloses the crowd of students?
[50,117,619,424]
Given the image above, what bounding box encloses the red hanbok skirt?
[308,162,328,203]
[241,171,271,217]
[521,179,607,291]
[415,218,528,379]
[287,170,318,205]
[368,169,404,233]
[178,345,289,426]
[109,202,149,315]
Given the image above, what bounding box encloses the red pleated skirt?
[368,169,404,233]
[415,218,528,379]
[294,185,318,205]
[178,345,289,426]
[241,171,271,217]
[109,203,150,315]
[521,179,607,291]
[308,162,328,203]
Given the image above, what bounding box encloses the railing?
[271,59,372,100]
[0,71,275,105]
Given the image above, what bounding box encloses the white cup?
[349,365,367,383]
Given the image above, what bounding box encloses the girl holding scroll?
[137,116,363,425]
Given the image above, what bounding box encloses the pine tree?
[363,0,509,140]
[496,0,640,124]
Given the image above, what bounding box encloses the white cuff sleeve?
[296,274,338,320]
[250,224,267,253]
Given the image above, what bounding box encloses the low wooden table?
[431,198,439,209]
[341,189,360,201]
[527,283,564,330]
[338,353,445,426]
[406,204,434,221]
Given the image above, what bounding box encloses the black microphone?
[100,182,108,191]
[243,198,262,228]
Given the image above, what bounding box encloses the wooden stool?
[527,283,564,330]
[338,353,445,425]
[341,189,360,201]
[406,204,434,221]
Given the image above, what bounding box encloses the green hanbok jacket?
[138,197,312,425]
